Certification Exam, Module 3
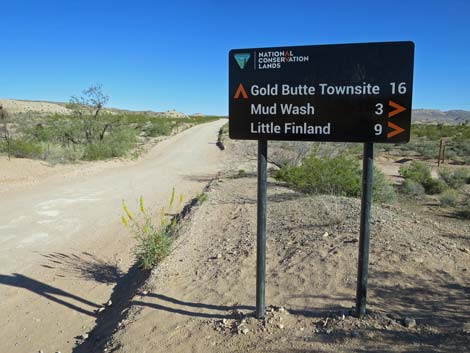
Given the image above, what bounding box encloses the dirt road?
[0,119,227,353]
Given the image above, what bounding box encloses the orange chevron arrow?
[234,83,248,99]
[387,121,405,138]
[388,100,406,118]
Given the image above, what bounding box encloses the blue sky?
[1,0,469,115]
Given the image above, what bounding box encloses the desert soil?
[0,119,227,353]
[82,138,470,353]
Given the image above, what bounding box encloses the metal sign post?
[256,139,268,319]
[356,143,374,317]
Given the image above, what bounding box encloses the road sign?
[229,41,414,143]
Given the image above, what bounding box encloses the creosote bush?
[401,179,425,196]
[274,154,395,203]
[399,161,447,195]
[438,168,470,189]
[439,189,459,207]
[4,138,43,159]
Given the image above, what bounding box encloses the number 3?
[375,103,383,115]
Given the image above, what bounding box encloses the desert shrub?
[144,120,172,137]
[455,195,470,219]
[122,198,173,270]
[83,128,136,160]
[373,168,397,203]
[399,161,432,185]
[122,190,185,270]
[401,180,425,196]
[275,154,395,203]
[6,138,43,159]
[42,143,84,164]
[425,178,448,195]
[196,192,208,204]
[235,169,247,178]
[399,161,447,194]
[463,194,470,207]
[439,168,470,189]
[415,141,439,160]
[439,190,459,207]
[134,223,172,270]
[275,155,362,197]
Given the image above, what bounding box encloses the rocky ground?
[75,139,470,353]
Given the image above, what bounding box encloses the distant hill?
[412,109,470,124]
[1,98,468,124]
[0,98,70,115]
[0,98,189,118]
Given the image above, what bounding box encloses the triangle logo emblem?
[234,53,250,69]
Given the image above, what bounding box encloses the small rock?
[222,318,228,325]
[322,232,329,238]
[403,317,416,328]
[80,333,89,340]
[278,324,284,329]
[216,254,222,259]
[106,300,112,307]
[326,329,332,334]
[241,328,249,335]
[38,350,44,353]
[97,307,105,314]
[142,290,149,295]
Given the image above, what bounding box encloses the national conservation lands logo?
[234,50,309,70]
[256,49,309,70]
[234,53,251,69]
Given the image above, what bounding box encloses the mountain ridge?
[1,98,469,123]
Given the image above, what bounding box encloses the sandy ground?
[81,139,470,353]
[0,119,227,353]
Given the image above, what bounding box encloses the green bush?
[122,197,173,270]
[415,141,439,160]
[83,128,136,160]
[5,138,43,159]
[425,178,448,195]
[401,180,425,196]
[144,121,172,137]
[133,220,173,270]
[399,161,447,194]
[399,161,432,185]
[275,155,361,197]
[439,190,459,207]
[455,195,470,219]
[41,143,84,164]
[196,192,208,204]
[439,168,470,189]
[275,154,395,203]
[373,168,397,203]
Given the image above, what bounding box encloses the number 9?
[374,124,382,135]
